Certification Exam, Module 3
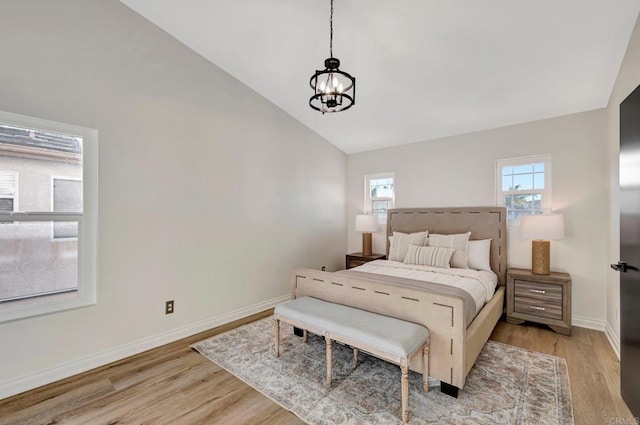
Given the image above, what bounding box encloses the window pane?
[502,175,513,191]
[504,193,542,216]
[0,221,78,302]
[534,172,545,189]
[534,162,545,172]
[502,166,513,176]
[512,164,534,174]
[0,124,82,214]
[370,178,394,198]
[513,173,533,190]
[372,199,391,220]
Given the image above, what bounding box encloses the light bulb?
[332,77,338,87]
[319,81,326,93]
[337,83,343,93]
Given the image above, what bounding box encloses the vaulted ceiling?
[120,0,640,154]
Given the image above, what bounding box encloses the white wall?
[347,109,609,327]
[0,0,346,396]
[606,11,640,356]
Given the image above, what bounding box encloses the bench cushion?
[275,296,429,360]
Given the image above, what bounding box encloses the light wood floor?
[0,312,635,425]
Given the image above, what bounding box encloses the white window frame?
[0,110,98,323]
[495,154,551,224]
[364,172,395,222]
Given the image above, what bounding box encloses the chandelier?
[309,0,356,113]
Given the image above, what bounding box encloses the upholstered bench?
[274,296,430,424]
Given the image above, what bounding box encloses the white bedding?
[350,260,498,315]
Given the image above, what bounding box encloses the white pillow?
[403,244,454,269]
[467,239,492,271]
[388,231,428,262]
[428,232,471,269]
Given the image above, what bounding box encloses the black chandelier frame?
[309,0,356,114]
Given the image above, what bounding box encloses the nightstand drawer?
[348,259,368,268]
[514,298,563,320]
[514,280,562,304]
[345,253,386,269]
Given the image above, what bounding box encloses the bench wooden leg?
[401,359,409,424]
[303,329,308,344]
[326,336,333,385]
[423,344,429,392]
[353,348,358,367]
[274,318,280,358]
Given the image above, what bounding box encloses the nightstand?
[506,268,572,335]
[345,252,386,269]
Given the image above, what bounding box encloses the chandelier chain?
[330,0,333,57]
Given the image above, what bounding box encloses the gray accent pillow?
[403,244,455,269]
[388,231,428,262]
[428,232,471,269]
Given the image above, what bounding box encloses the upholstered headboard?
[386,207,507,286]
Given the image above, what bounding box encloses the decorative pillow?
[467,239,492,271]
[427,232,471,269]
[388,231,428,262]
[403,244,454,269]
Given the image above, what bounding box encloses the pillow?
[427,232,471,269]
[388,231,428,262]
[403,244,454,269]
[467,239,492,271]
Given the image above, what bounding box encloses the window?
[496,155,551,222]
[0,110,97,323]
[0,171,17,212]
[365,172,395,221]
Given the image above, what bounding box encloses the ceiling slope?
[120,0,640,153]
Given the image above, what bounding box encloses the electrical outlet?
[165,300,174,314]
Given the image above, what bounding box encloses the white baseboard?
[0,294,291,401]
[604,322,621,360]
[572,315,620,360]
[572,314,606,331]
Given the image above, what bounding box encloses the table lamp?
[355,214,379,256]
[520,214,565,275]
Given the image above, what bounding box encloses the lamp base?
[362,233,372,256]
[531,240,550,275]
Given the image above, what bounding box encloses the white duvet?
[350,260,498,315]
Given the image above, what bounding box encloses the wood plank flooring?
[0,312,635,425]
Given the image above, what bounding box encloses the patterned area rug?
[192,317,574,425]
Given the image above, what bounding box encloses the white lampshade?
[520,214,565,240]
[355,214,379,233]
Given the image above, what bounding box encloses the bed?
[290,207,507,394]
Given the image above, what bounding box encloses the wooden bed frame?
[291,207,507,393]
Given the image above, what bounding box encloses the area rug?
[191,317,574,425]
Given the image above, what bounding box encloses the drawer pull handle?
[530,306,546,311]
[529,289,546,294]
